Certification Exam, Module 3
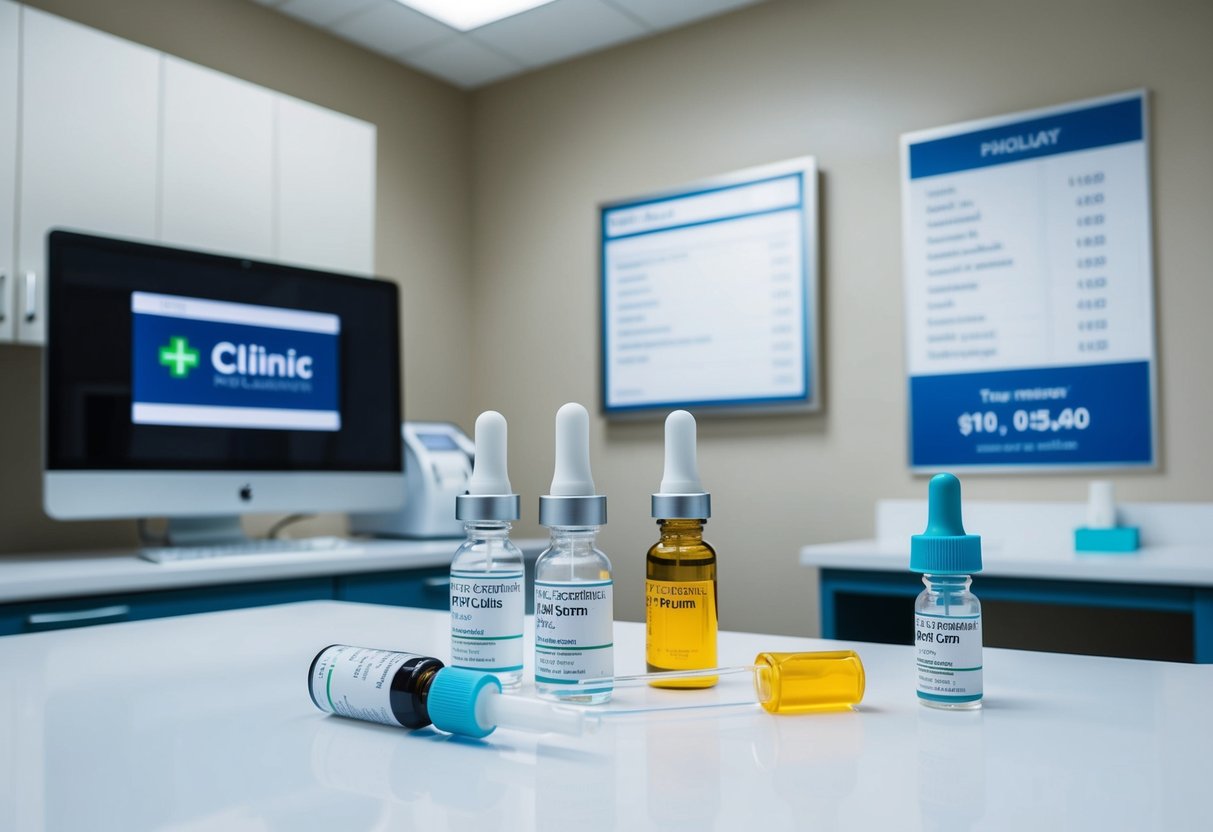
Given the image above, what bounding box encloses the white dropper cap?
[550,402,595,496]
[467,411,511,495]
[1086,481,1117,529]
[455,411,520,522]
[652,410,711,519]
[539,402,607,527]
[660,410,703,493]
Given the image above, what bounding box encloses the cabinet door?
[275,96,376,276]
[0,1,18,342]
[16,8,159,345]
[160,56,274,260]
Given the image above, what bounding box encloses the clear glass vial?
[914,574,982,710]
[450,520,525,691]
[533,525,614,704]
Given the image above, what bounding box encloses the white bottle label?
[450,570,525,673]
[309,645,419,727]
[915,613,983,701]
[534,580,614,689]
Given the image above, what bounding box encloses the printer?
[349,421,473,539]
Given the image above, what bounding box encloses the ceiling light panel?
[393,0,559,31]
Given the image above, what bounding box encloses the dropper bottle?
[308,644,583,738]
[911,473,984,709]
[451,411,525,691]
[647,410,717,688]
[534,403,614,704]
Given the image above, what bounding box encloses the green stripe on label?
[535,642,613,651]
[534,675,612,690]
[325,667,335,711]
[456,665,524,672]
[918,664,983,673]
[453,633,524,641]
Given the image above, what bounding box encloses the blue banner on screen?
[131,292,341,431]
[910,362,1152,467]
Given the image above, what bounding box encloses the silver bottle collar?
[538,494,607,527]
[651,493,711,520]
[455,494,521,522]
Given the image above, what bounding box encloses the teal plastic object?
[426,667,500,739]
[910,473,983,574]
[1075,527,1140,553]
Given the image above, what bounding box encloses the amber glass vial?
[646,518,718,688]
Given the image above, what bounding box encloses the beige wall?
[470,0,1213,634]
[0,0,472,552]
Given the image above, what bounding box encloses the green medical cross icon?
[158,336,200,378]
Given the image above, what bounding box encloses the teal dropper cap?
[910,473,982,574]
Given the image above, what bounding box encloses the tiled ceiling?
[250,0,768,89]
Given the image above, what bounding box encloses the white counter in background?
[0,537,548,604]
[0,601,1208,831]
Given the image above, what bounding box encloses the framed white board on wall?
[600,157,820,417]
[900,90,1156,471]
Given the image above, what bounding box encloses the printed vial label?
[309,645,419,728]
[915,613,983,701]
[450,570,525,673]
[646,579,717,670]
[534,580,614,689]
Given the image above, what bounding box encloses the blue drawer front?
[335,568,451,610]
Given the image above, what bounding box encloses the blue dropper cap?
[426,667,499,739]
[910,473,982,574]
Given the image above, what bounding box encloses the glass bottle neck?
[658,518,705,541]
[549,527,600,542]
[464,521,512,541]
[922,574,972,591]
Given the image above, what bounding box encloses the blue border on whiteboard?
[898,89,1157,471]
[599,161,818,417]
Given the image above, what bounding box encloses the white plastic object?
[466,411,511,496]
[549,403,596,496]
[476,687,586,735]
[1086,481,1117,529]
[658,410,703,494]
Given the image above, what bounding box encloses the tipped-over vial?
[308,644,584,738]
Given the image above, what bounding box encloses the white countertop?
[0,601,1208,831]
[800,538,1213,585]
[0,538,547,604]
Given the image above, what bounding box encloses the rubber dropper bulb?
[549,402,596,496]
[923,472,967,536]
[466,410,511,496]
[658,410,703,494]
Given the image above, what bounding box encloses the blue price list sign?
[900,91,1156,470]
[909,362,1152,467]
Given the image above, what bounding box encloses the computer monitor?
[43,231,404,542]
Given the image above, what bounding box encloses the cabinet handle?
[422,576,451,591]
[27,605,131,628]
[23,271,37,323]
[0,273,6,322]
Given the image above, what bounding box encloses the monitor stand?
[164,516,246,547]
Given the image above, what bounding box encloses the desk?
[0,538,546,635]
[0,601,1209,830]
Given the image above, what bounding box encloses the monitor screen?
[600,157,820,416]
[44,231,403,520]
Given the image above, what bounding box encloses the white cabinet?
[16,7,160,344]
[276,96,376,276]
[160,57,275,260]
[0,0,18,342]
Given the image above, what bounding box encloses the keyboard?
[139,536,354,564]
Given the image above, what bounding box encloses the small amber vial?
[646,518,718,688]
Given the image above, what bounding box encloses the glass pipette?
[560,650,865,715]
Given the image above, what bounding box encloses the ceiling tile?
[403,37,524,89]
[471,0,647,68]
[331,0,455,58]
[279,0,377,28]
[603,0,762,31]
